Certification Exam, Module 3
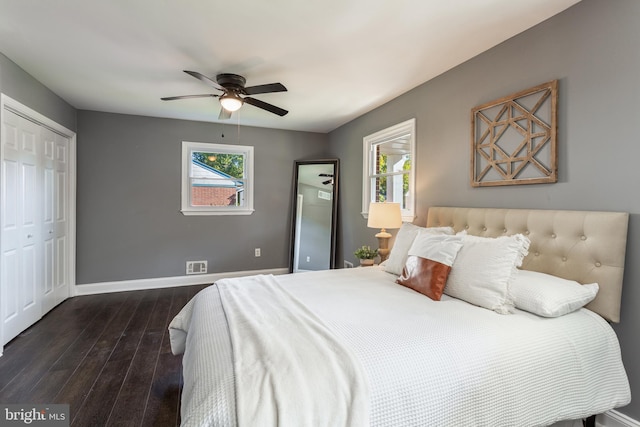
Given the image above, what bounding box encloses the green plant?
[354,245,378,259]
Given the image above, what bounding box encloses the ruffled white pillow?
[445,234,530,314]
[511,270,599,317]
[384,223,454,275]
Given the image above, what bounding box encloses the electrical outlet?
[306,256,311,262]
[255,248,261,257]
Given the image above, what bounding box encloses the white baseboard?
[599,410,640,427]
[72,268,290,296]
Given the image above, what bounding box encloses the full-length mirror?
[290,159,339,273]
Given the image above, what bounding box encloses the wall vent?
[186,260,208,275]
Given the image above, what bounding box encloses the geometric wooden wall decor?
[471,80,558,187]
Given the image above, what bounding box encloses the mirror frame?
[289,159,339,273]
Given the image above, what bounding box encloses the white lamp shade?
[367,202,402,229]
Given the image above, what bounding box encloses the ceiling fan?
[161,70,288,119]
[319,173,334,185]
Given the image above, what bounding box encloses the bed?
[170,207,631,427]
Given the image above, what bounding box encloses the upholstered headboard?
[426,207,629,323]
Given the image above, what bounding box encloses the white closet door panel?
[41,129,56,312]
[43,223,56,313]
[1,110,43,344]
[22,243,37,309]
[44,238,54,293]
[44,136,54,160]
[55,140,66,165]
[3,118,18,150]
[53,133,69,303]
[55,236,69,302]
[21,163,37,227]
[56,170,66,222]
[1,249,18,323]
[18,114,42,332]
[1,155,19,339]
[20,125,37,155]
[2,160,18,229]
[44,168,54,224]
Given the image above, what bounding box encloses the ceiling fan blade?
[218,107,232,120]
[244,97,288,116]
[161,94,218,101]
[243,83,287,95]
[183,70,224,91]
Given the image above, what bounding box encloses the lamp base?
[375,230,392,262]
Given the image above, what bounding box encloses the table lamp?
[367,202,402,262]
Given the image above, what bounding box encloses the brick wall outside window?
[191,187,237,206]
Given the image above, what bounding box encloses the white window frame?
[181,141,254,216]
[362,118,415,222]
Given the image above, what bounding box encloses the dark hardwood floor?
[0,284,209,426]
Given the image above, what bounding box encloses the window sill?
[181,208,255,216]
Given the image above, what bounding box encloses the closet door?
[1,110,43,344]
[54,132,70,304]
[40,128,69,312]
[41,128,57,313]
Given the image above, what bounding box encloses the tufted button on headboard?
[426,207,629,323]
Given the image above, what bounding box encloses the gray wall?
[328,0,640,420]
[0,52,76,132]
[76,110,328,284]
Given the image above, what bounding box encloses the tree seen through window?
[192,152,244,178]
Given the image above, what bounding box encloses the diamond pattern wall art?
[471,80,557,187]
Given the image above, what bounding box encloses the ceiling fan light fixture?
[220,93,243,112]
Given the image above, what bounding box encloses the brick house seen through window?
[190,159,244,206]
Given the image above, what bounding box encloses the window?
[181,141,254,215]
[362,119,415,221]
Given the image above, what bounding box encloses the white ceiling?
[0,0,581,133]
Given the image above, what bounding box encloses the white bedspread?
[170,267,630,427]
[217,274,369,427]
[171,274,369,427]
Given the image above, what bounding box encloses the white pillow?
[407,232,464,267]
[445,234,530,314]
[384,223,454,275]
[511,270,599,317]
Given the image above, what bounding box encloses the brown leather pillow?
[396,255,452,301]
